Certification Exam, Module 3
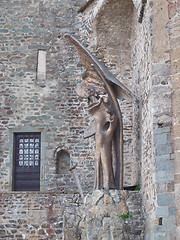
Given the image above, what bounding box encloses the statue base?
[63,190,145,240]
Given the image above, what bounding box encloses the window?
[13,133,41,191]
[56,149,70,174]
[37,50,46,81]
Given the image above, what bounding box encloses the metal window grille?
[14,133,41,191]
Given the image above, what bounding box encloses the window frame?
[13,132,41,191]
[9,128,46,192]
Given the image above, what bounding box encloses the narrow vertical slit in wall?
[37,50,46,81]
[159,218,163,225]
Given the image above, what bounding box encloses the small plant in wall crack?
[134,184,140,191]
[117,213,133,219]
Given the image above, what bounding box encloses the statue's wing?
[64,34,136,100]
[64,34,136,190]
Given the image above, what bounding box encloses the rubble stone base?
[63,190,145,240]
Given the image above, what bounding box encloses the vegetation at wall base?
[117,213,133,219]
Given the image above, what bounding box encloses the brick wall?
[0,192,80,239]
[0,0,96,194]
[0,0,180,239]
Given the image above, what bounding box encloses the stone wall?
[78,0,178,238]
[133,0,177,239]
[79,0,139,187]
[0,190,145,240]
[169,0,180,238]
[0,0,96,194]
[0,0,180,239]
[131,0,156,221]
[63,190,145,240]
[0,192,80,239]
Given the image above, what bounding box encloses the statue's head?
[75,68,107,106]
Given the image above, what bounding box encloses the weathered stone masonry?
[79,0,140,187]
[0,0,95,193]
[0,0,94,238]
[0,192,80,240]
[0,0,180,239]
[78,0,179,239]
[169,0,180,238]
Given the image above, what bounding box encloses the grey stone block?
[153,232,168,240]
[155,154,170,162]
[163,216,176,226]
[152,64,170,76]
[156,171,174,183]
[155,144,173,156]
[157,193,174,206]
[154,134,167,145]
[153,223,176,232]
[0,29,8,33]
[168,207,176,216]
[155,206,169,217]
[155,161,174,171]
[154,126,171,135]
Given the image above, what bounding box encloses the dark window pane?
[14,133,41,191]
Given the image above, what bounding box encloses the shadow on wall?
[95,0,135,74]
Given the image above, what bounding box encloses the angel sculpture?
[64,34,135,190]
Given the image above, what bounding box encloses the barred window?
[13,133,41,191]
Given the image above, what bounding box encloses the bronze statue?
[64,34,135,190]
